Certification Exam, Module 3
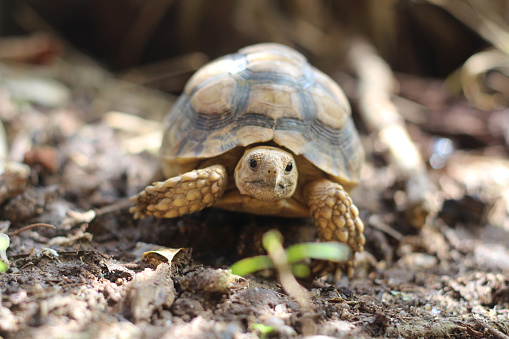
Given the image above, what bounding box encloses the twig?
[61,199,132,229]
[119,52,208,85]
[95,198,134,217]
[368,215,404,241]
[460,48,508,111]
[263,231,315,336]
[7,223,56,237]
[347,37,433,228]
[473,316,509,339]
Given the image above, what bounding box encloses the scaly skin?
[130,165,227,219]
[305,179,365,253]
[305,179,365,276]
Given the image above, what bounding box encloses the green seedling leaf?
[0,234,9,251]
[230,255,274,276]
[291,263,310,278]
[0,233,10,272]
[250,323,275,339]
[262,229,284,252]
[286,242,351,264]
[230,231,352,277]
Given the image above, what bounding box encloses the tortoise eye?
[285,162,293,172]
[249,158,258,169]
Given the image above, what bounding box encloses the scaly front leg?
[305,179,366,275]
[130,165,227,219]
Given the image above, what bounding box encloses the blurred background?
[0,0,508,231]
[0,0,499,87]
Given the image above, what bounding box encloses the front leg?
[130,165,227,219]
[305,179,366,254]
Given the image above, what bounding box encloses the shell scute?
[190,77,236,114]
[245,83,301,121]
[309,86,348,130]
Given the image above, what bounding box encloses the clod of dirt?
[164,316,243,338]
[180,267,232,295]
[24,146,60,174]
[122,263,176,322]
[171,297,206,321]
[258,315,298,337]
[171,267,237,322]
[439,195,490,226]
[1,187,56,225]
[0,162,30,205]
[222,286,287,318]
[320,320,366,338]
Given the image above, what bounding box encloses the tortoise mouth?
[247,180,293,198]
[248,180,289,189]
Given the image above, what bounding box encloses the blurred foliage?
[0,0,488,74]
[1,0,508,108]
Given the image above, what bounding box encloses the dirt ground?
[0,40,508,339]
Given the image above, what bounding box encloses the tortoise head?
[234,146,298,201]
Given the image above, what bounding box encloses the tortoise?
[130,43,366,267]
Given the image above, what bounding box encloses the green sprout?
[230,230,351,277]
[250,323,276,339]
[0,233,10,272]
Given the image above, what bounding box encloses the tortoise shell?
[161,43,364,186]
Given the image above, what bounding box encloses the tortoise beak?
[247,168,289,198]
[259,162,280,187]
[274,176,293,195]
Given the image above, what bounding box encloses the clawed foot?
[130,165,227,219]
[306,179,365,253]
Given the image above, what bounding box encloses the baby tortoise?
[130,43,366,271]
